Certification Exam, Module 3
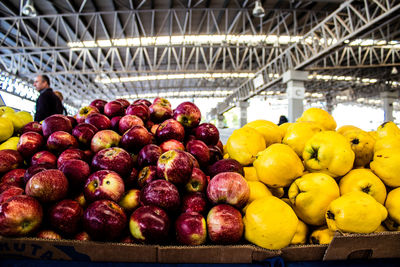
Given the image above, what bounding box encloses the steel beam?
[213,0,400,116]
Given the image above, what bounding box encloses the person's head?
[33,75,50,91]
[54,90,63,101]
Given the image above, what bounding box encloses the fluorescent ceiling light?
[97,72,255,84]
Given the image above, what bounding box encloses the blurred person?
[54,90,68,116]
[33,75,63,121]
[278,115,288,125]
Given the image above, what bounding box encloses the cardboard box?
[1,231,400,263]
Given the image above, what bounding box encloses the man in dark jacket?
[33,75,64,121]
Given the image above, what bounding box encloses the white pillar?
[239,101,249,127]
[217,114,225,128]
[282,70,308,122]
[381,91,398,122]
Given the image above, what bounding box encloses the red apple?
[181,192,208,214]
[110,116,122,131]
[0,186,24,203]
[84,170,125,203]
[24,163,55,184]
[140,179,180,212]
[49,199,83,236]
[173,102,202,129]
[83,199,127,241]
[74,231,91,241]
[0,150,23,174]
[72,123,98,148]
[125,167,138,189]
[126,103,150,122]
[159,139,185,153]
[194,123,220,146]
[175,212,207,245]
[216,140,224,152]
[149,103,173,123]
[0,195,43,237]
[208,145,223,165]
[21,121,42,135]
[116,99,131,108]
[0,168,26,189]
[185,151,200,169]
[137,144,162,168]
[207,172,249,209]
[207,204,243,244]
[59,159,90,189]
[17,131,44,159]
[137,166,159,188]
[185,167,208,193]
[67,116,77,128]
[120,125,153,153]
[47,131,78,154]
[89,99,107,114]
[85,113,111,130]
[157,150,193,185]
[104,100,125,118]
[31,151,57,167]
[37,229,62,239]
[156,119,185,143]
[145,120,155,131]
[91,147,133,178]
[118,115,144,134]
[25,169,69,203]
[129,205,170,243]
[57,148,86,168]
[42,114,72,138]
[83,149,94,162]
[134,99,152,107]
[153,97,171,107]
[90,130,121,153]
[118,189,141,213]
[150,124,159,135]
[186,140,210,168]
[207,158,244,178]
[76,106,100,124]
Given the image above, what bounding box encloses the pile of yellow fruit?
[225,107,400,250]
[0,106,33,150]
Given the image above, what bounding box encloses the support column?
[239,101,249,127]
[381,91,398,122]
[217,114,225,128]
[282,70,308,122]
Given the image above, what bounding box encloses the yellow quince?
[254,143,303,188]
[243,196,298,250]
[289,172,340,226]
[339,168,387,204]
[326,191,387,233]
[384,187,400,231]
[226,127,266,165]
[297,107,336,131]
[376,121,400,139]
[244,120,283,148]
[303,131,355,178]
[309,226,335,245]
[283,121,323,158]
[290,220,309,245]
[0,117,14,142]
[370,148,400,187]
[342,130,375,168]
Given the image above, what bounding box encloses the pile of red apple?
[0,98,250,245]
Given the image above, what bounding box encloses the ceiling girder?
[210,0,400,117]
